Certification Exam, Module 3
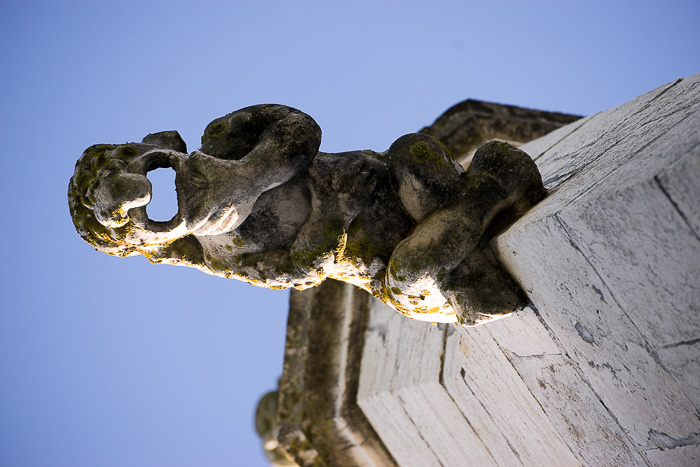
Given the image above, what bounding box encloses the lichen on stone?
[68,104,546,326]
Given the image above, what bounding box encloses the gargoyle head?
[68,105,322,259]
[68,135,191,256]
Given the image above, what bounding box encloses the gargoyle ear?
[200,108,267,161]
[142,131,187,153]
[199,104,322,162]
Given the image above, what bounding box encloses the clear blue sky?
[1,1,698,465]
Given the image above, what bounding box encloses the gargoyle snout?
[93,172,152,228]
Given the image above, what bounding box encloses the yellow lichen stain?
[389,258,406,282]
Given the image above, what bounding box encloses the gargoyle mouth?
[126,150,188,240]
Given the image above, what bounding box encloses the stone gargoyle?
[68,104,546,325]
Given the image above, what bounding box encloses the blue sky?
[1,1,698,465]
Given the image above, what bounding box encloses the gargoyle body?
[68,105,545,325]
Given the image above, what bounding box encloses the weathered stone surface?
[271,74,700,465]
[644,444,700,467]
[255,390,298,466]
[657,149,700,242]
[255,101,582,465]
[494,74,700,459]
[357,299,475,467]
[505,352,647,465]
[69,104,553,325]
[383,141,547,324]
[420,99,582,163]
[270,280,395,467]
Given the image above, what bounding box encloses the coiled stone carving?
[68,104,545,325]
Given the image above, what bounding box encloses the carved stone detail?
[69,104,550,325]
